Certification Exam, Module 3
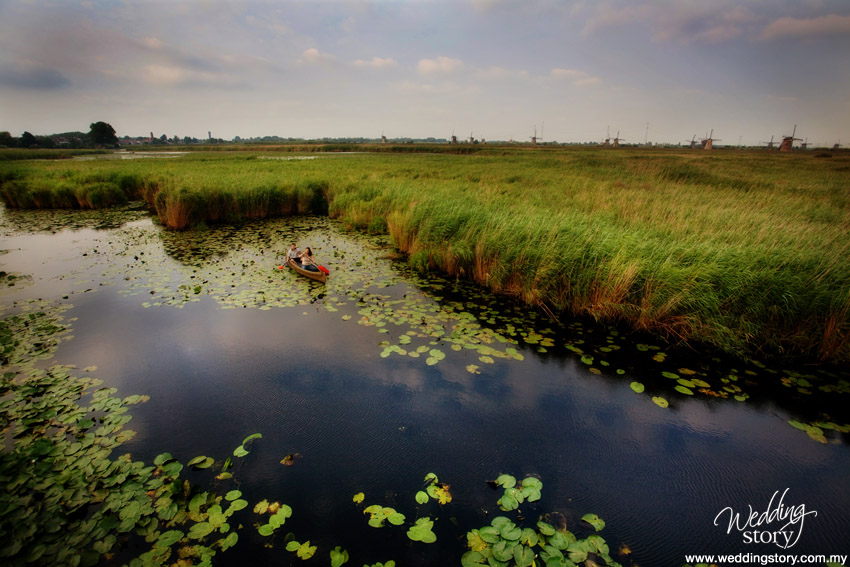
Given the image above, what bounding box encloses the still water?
[2,207,848,566]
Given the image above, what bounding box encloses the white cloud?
[417,56,464,75]
[140,64,239,88]
[474,66,528,80]
[142,64,185,85]
[299,48,335,66]
[353,57,398,69]
[142,36,163,49]
[574,76,601,87]
[395,80,477,96]
[759,14,850,41]
[582,2,756,44]
[551,68,601,87]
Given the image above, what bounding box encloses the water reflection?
[2,207,850,565]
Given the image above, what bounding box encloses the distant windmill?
[778,124,801,152]
[529,125,540,145]
[801,137,809,150]
[469,131,475,144]
[686,134,697,149]
[602,126,611,146]
[760,135,775,149]
[701,129,720,150]
[381,130,387,144]
[450,129,457,145]
[834,139,842,150]
[612,130,624,148]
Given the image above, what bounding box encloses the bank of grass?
[1,147,848,362]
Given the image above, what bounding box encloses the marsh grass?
[2,147,848,361]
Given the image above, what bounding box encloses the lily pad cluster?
[492,474,542,511]
[0,307,257,567]
[464,473,622,567]
[417,471,453,505]
[788,419,850,444]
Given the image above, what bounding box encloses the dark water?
[2,209,849,566]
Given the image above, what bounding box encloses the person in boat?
[300,247,320,272]
[287,243,301,264]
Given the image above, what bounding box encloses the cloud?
[299,48,334,66]
[353,57,398,69]
[0,66,71,89]
[474,66,528,80]
[551,68,601,87]
[581,3,653,37]
[140,64,240,88]
[395,80,477,96]
[582,2,756,44]
[759,14,850,41]
[142,36,164,49]
[417,56,464,75]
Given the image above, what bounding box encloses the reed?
[1,147,848,362]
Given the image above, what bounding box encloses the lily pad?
[652,396,669,408]
[330,546,350,567]
[582,513,606,531]
[407,518,437,543]
[629,381,645,393]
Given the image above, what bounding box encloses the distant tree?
[89,122,118,146]
[20,131,37,147]
[160,134,167,142]
[35,135,56,148]
[0,131,13,147]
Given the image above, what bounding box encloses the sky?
[1,0,849,146]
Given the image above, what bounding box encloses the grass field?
[2,145,849,363]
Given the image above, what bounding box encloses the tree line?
[0,121,118,149]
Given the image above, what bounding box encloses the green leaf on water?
[242,433,262,445]
[415,491,429,504]
[662,371,679,379]
[407,518,437,543]
[674,385,694,396]
[330,546,350,567]
[187,456,214,469]
[582,513,606,531]
[652,396,669,408]
[188,522,215,539]
[630,382,645,393]
[156,530,184,548]
[220,531,238,552]
[495,474,516,488]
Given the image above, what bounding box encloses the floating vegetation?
[0,306,256,567]
[788,420,850,444]
[422,472,453,505]
[363,505,406,528]
[491,474,542,512]
[285,539,317,560]
[330,546,350,567]
[3,208,847,426]
[464,473,622,567]
[406,518,437,544]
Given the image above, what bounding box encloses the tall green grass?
[2,148,848,362]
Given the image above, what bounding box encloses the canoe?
[288,257,327,283]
